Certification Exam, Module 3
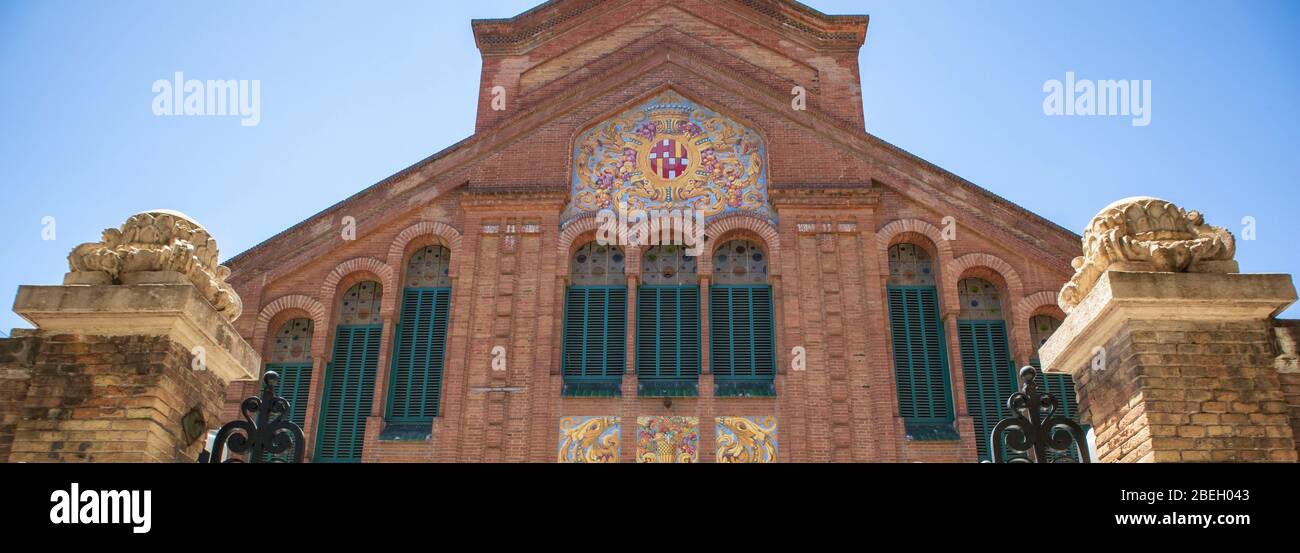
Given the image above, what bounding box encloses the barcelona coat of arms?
[564,90,773,225]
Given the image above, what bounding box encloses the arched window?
[1029,314,1082,461]
[256,317,313,463]
[710,240,775,396]
[885,244,954,439]
[316,281,383,463]
[637,245,700,396]
[957,277,1017,462]
[387,246,453,430]
[266,318,314,428]
[562,243,627,396]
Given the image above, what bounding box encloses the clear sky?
[2,0,1298,335]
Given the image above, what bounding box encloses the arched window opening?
[562,242,627,396]
[956,277,1016,462]
[710,240,774,396]
[636,245,700,396]
[316,281,383,463]
[885,244,954,440]
[386,246,453,432]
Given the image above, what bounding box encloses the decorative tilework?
[565,90,771,225]
[716,416,778,463]
[557,416,621,463]
[636,416,699,463]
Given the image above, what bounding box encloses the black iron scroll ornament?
[989,366,1091,463]
[199,371,306,463]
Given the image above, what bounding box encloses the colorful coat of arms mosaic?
[557,416,621,463]
[716,416,778,463]
[565,90,772,225]
[636,416,699,463]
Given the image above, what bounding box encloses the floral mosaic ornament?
[716,416,778,463]
[565,90,772,225]
[557,416,621,463]
[636,416,699,463]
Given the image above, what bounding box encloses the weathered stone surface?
[66,210,243,321]
[1058,197,1238,313]
[13,284,258,383]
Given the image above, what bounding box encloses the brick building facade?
[217,0,1095,463]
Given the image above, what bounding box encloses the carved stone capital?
[1058,197,1237,313]
[66,210,243,321]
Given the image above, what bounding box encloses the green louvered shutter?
[887,286,953,428]
[959,320,1018,462]
[710,284,775,396]
[314,324,381,463]
[255,362,312,462]
[562,287,627,394]
[1031,358,1083,462]
[387,288,451,422]
[636,286,700,395]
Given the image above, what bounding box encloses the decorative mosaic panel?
[338,281,382,325]
[887,243,935,286]
[571,242,626,286]
[565,90,772,225]
[404,245,452,288]
[712,240,768,285]
[268,318,313,363]
[557,416,621,463]
[957,278,1003,320]
[641,245,698,285]
[636,416,699,463]
[716,416,778,463]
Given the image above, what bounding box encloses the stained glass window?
[1030,315,1063,351]
[338,281,382,325]
[641,245,698,286]
[268,318,313,363]
[404,245,452,288]
[887,244,935,286]
[570,242,626,286]
[711,240,768,285]
[957,278,1002,320]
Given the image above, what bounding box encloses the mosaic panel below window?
[715,416,777,463]
[556,416,620,463]
[636,416,699,463]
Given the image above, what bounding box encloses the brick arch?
[320,257,396,321]
[252,294,327,355]
[875,219,954,263]
[1016,290,1064,323]
[557,215,602,260]
[704,214,780,276]
[387,221,464,280]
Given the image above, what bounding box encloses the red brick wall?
[218,0,1084,463]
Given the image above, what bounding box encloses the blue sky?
[2,0,1298,335]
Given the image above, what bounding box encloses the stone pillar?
[4,210,257,462]
[1040,198,1298,463]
